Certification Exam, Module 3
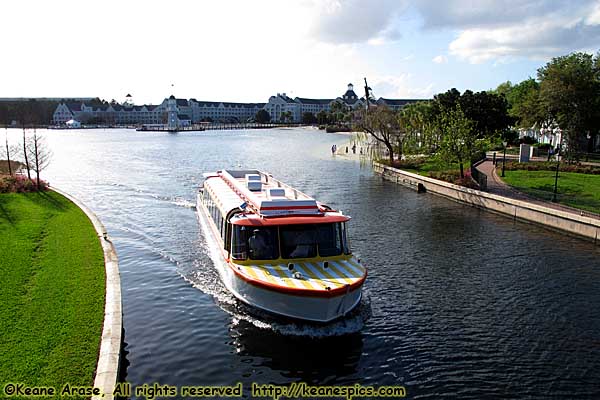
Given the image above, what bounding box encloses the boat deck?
[233,257,366,293]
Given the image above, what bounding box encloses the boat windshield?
[232,226,279,260]
[231,222,350,260]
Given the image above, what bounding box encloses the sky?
[1,0,599,105]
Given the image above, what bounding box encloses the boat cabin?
[200,170,352,262]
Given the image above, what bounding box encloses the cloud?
[416,0,600,63]
[414,0,565,29]
[449,13,600,63]
[432,55,448,64]
[308,0,407,44]
[370,74,434,99]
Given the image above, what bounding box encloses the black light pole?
[501,141,507,177]
[552,147,560,202]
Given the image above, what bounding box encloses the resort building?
[263,83,424,123]
[52,101,165,125]
[51,83,425,125]
[52,97,265,126]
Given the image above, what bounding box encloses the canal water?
[39,127,599,399]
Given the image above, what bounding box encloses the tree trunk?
[34,132,40,189]
[387,143,394,166]
[459,161,464,178]
[22,127,31,180]
[5,129,12,176]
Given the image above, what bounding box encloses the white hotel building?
[52,84,424,125]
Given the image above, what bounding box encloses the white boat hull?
[197,193,363,323]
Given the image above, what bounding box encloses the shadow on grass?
[31,190,68,212]
[0,199,15,226]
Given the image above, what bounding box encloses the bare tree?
[26,128,51,189]
[22,125,32,180]
[359,105,404,165]
[4,128,13,176]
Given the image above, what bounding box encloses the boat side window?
[280,225,317,259]
[342,222,351,255]
[316,223,343,257]
[247,227,279,260]
[231,225,247,260]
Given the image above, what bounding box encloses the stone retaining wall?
[372,162,600,244]
[51,188,122,400]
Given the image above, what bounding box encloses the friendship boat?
[196,169,367,322]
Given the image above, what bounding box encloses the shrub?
[519,136,538,145]
[501,161,600,174]
[0,175,48,193]
[428,170,480,189]
[391,157,427,170]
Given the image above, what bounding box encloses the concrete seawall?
[372,162,600,244]
[51,188,122,400]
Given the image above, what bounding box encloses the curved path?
[476,160,599,220]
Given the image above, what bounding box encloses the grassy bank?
[0,191,105,392]
[502,170,600,214]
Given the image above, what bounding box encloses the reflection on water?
[29,127,600,399]
[229,319,364,383]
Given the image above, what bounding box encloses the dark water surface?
[39,128,600,399]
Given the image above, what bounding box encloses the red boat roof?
[231,213,350,226]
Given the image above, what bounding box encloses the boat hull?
[196,193,364,323]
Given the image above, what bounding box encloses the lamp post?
[501,141,508,177]
[552,146,561,203]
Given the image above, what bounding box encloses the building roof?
[377,98,426,107]
[295,98,334,105]
[278,94,297,103]
[176,99,189,106]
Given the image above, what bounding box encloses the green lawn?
[394,158,472,177]
[502,170,600,214]
[0,191,105,394]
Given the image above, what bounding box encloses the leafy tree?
[433,105,485,178]
[316,110,329,125]
[302,112,316,125]
[279,111,293,123]
[538,52,600,157]
[461,90,514,137]
[255,109,270,123]
[399,101,436,154]
[497,78,545,129]
[329,101,348,124]
[433,88,512,138]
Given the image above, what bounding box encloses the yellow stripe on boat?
[329,261,361,279]
[294,263,330,290]
[303,262,345,289]
[242,264,261,281]
[250,264,281,286]
[325,262,356,285]
[264,264,304,289]
[344,258,366,275]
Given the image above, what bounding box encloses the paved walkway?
[486,151,600,167]
[476,160,600,220]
